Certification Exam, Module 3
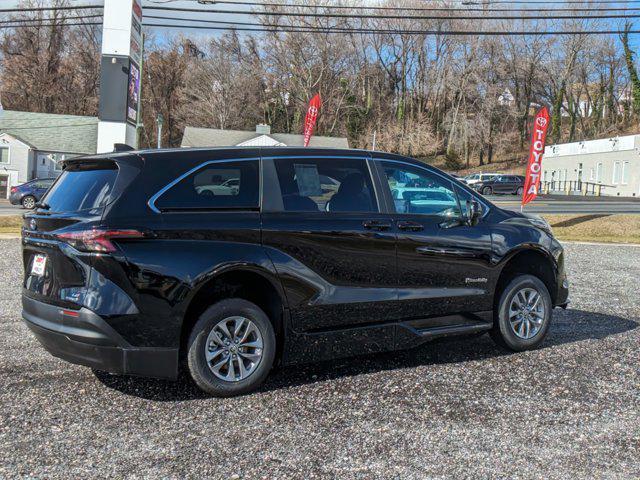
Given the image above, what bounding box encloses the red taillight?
[56,228,145,253]
[10,187,17,194]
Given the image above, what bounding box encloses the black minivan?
[21,147,568,396]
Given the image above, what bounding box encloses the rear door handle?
[397,221,424,232]
[362,220,392,231]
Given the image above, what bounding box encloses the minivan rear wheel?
[490,274,552,351]
[187,298,276,397]
[482,186,493,195]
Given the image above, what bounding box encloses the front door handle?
[397,221,424,232]
[363,220,392,231]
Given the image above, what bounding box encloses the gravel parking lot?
[1,239,638,479]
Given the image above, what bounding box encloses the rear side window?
[273,157,377,213]
[42,166,118,212]
[154,160,259,211]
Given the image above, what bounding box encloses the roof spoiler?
[113,143,135,152]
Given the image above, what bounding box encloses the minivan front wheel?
[187,298,276,397]
[490,274,552,351]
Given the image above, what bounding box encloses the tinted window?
[154,160,259,211]
[42,167,118,212]
[381,161,460,216]
[274,157,377,213]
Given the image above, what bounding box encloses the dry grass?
[542,214,640,244]
[0,216,22,233]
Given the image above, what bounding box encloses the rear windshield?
[42,165,118,212]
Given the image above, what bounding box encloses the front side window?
[273,157,377,213]
[154,160,259,211]
[380,161,460,216]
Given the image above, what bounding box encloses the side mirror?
[466,200,482,226]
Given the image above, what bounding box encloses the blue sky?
[2,0,640,48]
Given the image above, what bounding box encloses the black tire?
[187,298,276,397]
[482,186,493,195]
[516,186,524,196]
[21,195,36,209]
[490,274,552,351]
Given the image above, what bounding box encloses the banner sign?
[521,106,550,208]
[303,94,322,147]
[126,61,140,125]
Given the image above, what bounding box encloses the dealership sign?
[521,106,550,208]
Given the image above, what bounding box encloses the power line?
[0,15,102,25]
[0,6,103,13]
[142,21,639,36]
[0,22,101,30]
[144,0,640,13]
[142,14,640,31]
[144,5,640,20]
[144,0,640,6]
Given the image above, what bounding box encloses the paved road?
[1,239,638,478]
[0,202,22,216]
[489,195,640,214]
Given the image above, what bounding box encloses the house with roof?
[181,124,349,149]
[0,110,98,199]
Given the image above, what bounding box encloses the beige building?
[542,135,640,197]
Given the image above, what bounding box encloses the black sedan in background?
[473,175,525,196]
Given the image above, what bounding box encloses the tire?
[187,298,276,397]
[482,186,493,195]
[516,186,524,196]
[490,274,552,351]
[21,195,36,209]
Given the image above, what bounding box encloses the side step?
[415,322,492,340]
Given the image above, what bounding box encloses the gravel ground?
[0,239,638,479]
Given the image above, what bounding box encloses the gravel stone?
[0,239,638,478]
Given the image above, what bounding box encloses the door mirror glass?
[466,200,482,226]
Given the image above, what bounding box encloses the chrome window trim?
[147,157,261,214]
[373,157,491,219]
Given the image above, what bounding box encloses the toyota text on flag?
[521,106,550,208]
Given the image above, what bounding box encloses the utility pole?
[157,114,164,149]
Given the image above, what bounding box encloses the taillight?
[10,187,17,194]
[56,228,145,253]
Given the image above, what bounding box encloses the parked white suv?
[464,173,498,186]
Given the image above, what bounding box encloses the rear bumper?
[22,295,178,379]
[9,193,22,205]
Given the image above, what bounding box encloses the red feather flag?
[522,106,550,209]
[303,94,322,147]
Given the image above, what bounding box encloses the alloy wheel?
[23,196,35,209]
[204,316,264,382]
[508,287,545,339]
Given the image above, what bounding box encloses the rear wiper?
[34,202,50,210]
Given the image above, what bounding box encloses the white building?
[542,134,640,197]
[0,110,98,198]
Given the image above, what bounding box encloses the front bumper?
[22,295,178,379]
